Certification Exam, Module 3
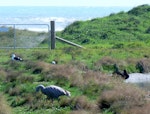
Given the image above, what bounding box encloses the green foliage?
[128,4,150,16]
[102,109,114,114]
[59,5,150,46]
[0,5,150,114]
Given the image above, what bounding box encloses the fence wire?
[0,24,50,49]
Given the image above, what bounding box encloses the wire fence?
[0,24,50,49]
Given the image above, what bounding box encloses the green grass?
[0,47,149,114]
[0,4,150,114]
[58,5,150,46]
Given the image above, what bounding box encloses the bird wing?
[14,56,23,61]
[14,57,20,60]
[45,86,66,98]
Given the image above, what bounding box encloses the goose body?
[125,73,150,83]
[36,84,71,100]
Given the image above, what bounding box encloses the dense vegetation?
[59,4,150,46]
[0,4,150,114]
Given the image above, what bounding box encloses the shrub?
[6,70,21,82]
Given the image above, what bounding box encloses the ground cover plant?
[0,4,150,114]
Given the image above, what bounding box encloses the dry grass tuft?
[41,64,81,86]
[136,58,150,73]
[69,61,89,71]
[98,83,146,114]
[8,86,23,96]
[71,96,99,112]
[70,69,111,88]
[7,60,23,70]
[17,75,34,83]
[0,94,12,114]
[82,70,111,85]
[123,102,150,114]
[59,96,72,107]
[6,70,21,82]
[48,64,79,79]
[27,92,53,110]
[0,68,7,81]
[25,61,50,74]
[60,95,99,112]
[32,51,49,60]
[73,96,92,110]
[8,87,20,96]
[94,56,118,71]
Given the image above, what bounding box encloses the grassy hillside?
[58,4,150,46]
[0,4,150,114]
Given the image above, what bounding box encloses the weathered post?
[50,21,55,49]
[13,24,16,49]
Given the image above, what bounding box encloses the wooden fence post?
[50,21,55,49]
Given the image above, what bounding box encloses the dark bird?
[36,84,71,100]
[113,64,129,79]
[11,54,23,61]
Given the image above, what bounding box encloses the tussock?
[136,58,150,73]
[72,96,98,111]
[98,83,146,114]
